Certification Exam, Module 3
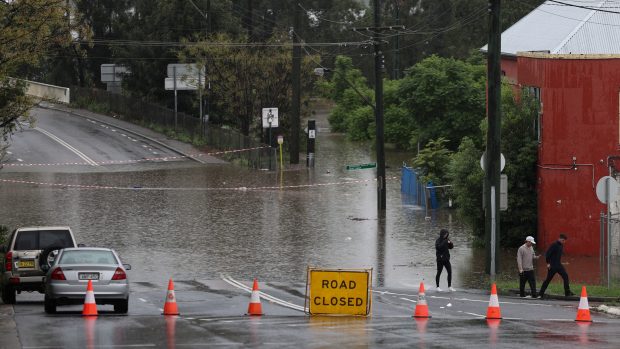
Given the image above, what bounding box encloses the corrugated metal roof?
[482,0,620,55]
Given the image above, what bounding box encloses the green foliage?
[411,138,453,185]
[448,137,484,236]
[0,225,7,246]
[449,84,539,246]
[399,55,486,151]
[498,87,539,246]
[345,106,374,141]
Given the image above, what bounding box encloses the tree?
[398,55,486,151]
[180,32,316,140]
[0,0,84,150]
[449,83,539,246]
[412,137,453,185]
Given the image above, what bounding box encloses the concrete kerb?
[0,304,21,348]
[38,103,208,164]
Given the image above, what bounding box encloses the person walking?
[539,233,575,298]
[435,229,455,292]
[517,236,538,298]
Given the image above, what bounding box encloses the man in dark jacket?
[538,233,574,298]
[435,229,455,292]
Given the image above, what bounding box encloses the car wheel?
[114,298,129,314]
[1,284,16,304]
[39,245,63,271]
[44,296,56,314]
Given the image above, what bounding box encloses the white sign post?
[165,64,206,132]
[596,175,619,288]
[262,108,278,148]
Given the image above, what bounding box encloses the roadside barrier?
[246,279,264,316]
[82,280,98,316]
[413,282,431,318]
[163,279,180,315]
[485,284,502,319]
[575,286,592,322]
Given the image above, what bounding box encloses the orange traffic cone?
[246,279,263,316]
[82,279,98,316]
[485,283,502,319]
[575,286,592,322]
[413,282,431,318]
[163,278,180,315]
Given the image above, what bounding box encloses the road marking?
[7,151,12,154]
[35,127,99,166]
[400,297,417,303]
[139,298,148,302]
[121,134,127,137]
[463,312,485,318]
[221,275,306,312]
[17,158,23,162]
[374,290,553,307]
[112,129,117,132]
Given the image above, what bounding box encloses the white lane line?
[464,312,485,318]
[17,158,23,162]
[400,297,417,303]
[35,127,99,166]
[374,290,552,307]
[139,298,148,302]
[111,129,117,132]
[221,275,306,312]
[7,151,12,154]
[121,134,127,137]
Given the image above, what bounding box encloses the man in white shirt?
[517,236,538,298]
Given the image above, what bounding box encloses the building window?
[524,86,542,143]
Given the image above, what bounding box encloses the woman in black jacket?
[435,229,455,292]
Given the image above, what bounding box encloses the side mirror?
[77,243,86,247]
[0,245,5,254]
[123,264,131,271]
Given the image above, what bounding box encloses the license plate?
[78,273,99,280]
[18,260,35,268]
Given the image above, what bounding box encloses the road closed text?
[307,269,371,316]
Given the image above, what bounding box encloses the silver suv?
[1,226,78,304]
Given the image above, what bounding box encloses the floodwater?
[0,106,613,289]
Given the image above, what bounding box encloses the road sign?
[164,77,204,91]
[346,163,376,170]
[100,64,128,83]
[596,176,619,204]
[306,268,371,316]
[480,152,506,172]
[166,63,204,78]
[262,108,279,128]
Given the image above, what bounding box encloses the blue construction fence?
[401,165,439,209]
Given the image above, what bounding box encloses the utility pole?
[485,0,502,278]
[393,0,401,79]
[352,1,402,213]
[374,0,387,212]
[290,2,301,164]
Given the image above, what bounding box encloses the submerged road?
[5,278,619,348]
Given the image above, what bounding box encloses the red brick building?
[483,1,620,255]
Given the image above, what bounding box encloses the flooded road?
[0,105,608,289]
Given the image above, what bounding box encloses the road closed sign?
[306,268,372,316]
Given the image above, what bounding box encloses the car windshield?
[59,250,117,265]
[13,230,73,250]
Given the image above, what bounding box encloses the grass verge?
[495,280,620,298]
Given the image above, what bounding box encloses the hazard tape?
[0,176,400,191]
[0,146,270,167]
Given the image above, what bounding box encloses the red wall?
[517,56,620,255]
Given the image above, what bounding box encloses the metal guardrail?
[70,87,275,170]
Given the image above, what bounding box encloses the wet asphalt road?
[2,105,620,347]
[5,278,620,348]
